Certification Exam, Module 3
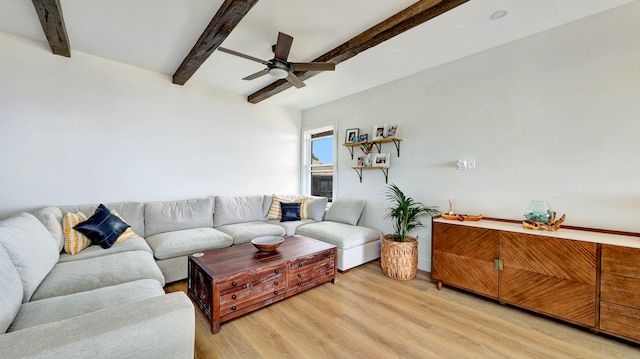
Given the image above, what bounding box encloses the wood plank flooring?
[165,261,638,359]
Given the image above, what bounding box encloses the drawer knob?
[274,291,279,295]
[232,281,237,286]
[274,269,279,274]
[298,282,302,286]
[231,306,236,311]
[232,295,236,300]
[298,263,303,267]
[326,272,330,275]
[274,281,279,286]
[297,273,301,278]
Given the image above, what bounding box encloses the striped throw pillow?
[111,210,138,243]
[63,212,91,255]
[267,195,310,220]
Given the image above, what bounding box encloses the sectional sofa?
[0,194,380,358]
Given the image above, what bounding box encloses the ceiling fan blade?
[285,72,306,89]
[291,62,336,72]
[242,69,269,81]
[218,47,269,65]
[274,32,293,61]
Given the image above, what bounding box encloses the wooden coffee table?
[187,235,337,334]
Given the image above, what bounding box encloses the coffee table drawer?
[290,248,336,271]
[220,276,286,315]
[219,266,285,293]
[289,258,335,294]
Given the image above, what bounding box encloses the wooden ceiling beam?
[31,0,71,57]
[173,0,260,86]
[248,0,469,104]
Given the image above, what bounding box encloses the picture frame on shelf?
[387,124,399,138]
[357,156,364,167]
[359,133,368,142]
[345,128,359,143]
[374,153,390,167]
[373,124,387,140]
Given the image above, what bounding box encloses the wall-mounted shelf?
[351,166,389,184]
[342,137,402,159]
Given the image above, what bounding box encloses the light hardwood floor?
[165,261,638,359]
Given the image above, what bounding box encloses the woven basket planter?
[380,234,418,280]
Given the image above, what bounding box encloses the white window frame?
[301,122,337,200]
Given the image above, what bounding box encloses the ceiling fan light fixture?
[268,67,289,79]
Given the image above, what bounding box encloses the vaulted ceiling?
[0,0,634,110]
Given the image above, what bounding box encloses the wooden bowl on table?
[251,236,284,252]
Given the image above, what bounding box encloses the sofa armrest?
[0,292,194,359]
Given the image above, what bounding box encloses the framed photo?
[357,156,364,167]
[373,124,388,140]
[345,128,359,143]
[387,124,399,138]
[374,153,390,167]
[359,133,369,142]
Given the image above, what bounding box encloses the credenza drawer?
[600,302,640,342]
[601,273,640,309]
[601,245,640,278]
[220,279,286,315]
[289,258,335,294]
[290,249,335,271]
[219,265,285,293]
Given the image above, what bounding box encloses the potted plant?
[381,184,439,280]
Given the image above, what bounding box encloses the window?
[303,126,334,201]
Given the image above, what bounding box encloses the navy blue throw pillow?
[74,204,130,249]
[280,202,301,222]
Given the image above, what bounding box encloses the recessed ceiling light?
[490,9,509,20]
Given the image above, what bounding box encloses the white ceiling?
[0,0,634,110]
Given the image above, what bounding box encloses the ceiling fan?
[218,32,335,89]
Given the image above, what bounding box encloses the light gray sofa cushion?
[0,213,60,302]
[324,198,366,225]
[214,195,264,227]
[57,236,152,263]
[32,207,64,252]
[296,221,380,250]
[146,228,233,260]
[267,219,315,236]
[216,221,286,245]
[145,198,214,237]
[9,279,164,332]
[0,293,195,359]
[308,196,329,222]
[8,279,164,332]
[58,202,145,238]
[0,245,23,333]
[31,250,165,301]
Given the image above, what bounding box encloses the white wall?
[0,32,302,218]
[303,2,640,271]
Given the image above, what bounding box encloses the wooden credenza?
[432,219,640,343]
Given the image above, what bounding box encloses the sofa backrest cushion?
[145,198,214,237]
[307,196,329,222]
[0,245,23,333]
[214,195,264,227]
[324,198,366,226]
[58,202,145,238]
[0,213,60,302]
[32,207,64,252]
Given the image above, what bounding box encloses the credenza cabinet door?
[432,223,500,298]
[499,232,597,327]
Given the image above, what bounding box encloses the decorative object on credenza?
[251,236,284,252]
[523,212,566,231]
[522,200,565,231]
[440,198,482,221]
[345,128,359,143]
[381,184,439,280]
